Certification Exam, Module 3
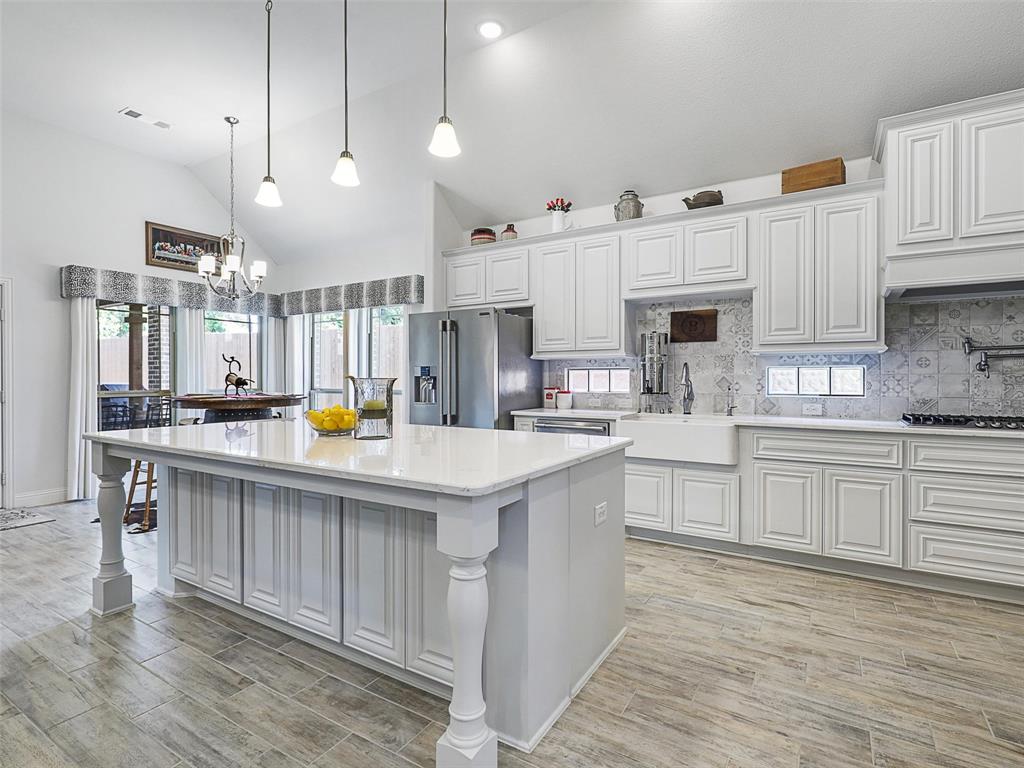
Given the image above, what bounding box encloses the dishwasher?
[532,418,611,436]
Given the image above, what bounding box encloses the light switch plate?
[594,501,608,527]
[802,403,824,416]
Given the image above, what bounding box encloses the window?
[565,367,631,394]
[766,365,865,397]
[309,306,405,411]
[97,302,175,430]
[204,311,260,392]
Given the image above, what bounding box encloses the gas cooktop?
[901,413,1024,429]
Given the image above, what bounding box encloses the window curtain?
[175,308,207,421]
[284,315,307,395]
[263,316,286,393]
[67,297,98,500]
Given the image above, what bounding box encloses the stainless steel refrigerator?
[408,308,542,429]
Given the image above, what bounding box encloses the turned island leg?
[435,495,500,768]
[91,444,134,616]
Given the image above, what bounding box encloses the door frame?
[0,277,13,509]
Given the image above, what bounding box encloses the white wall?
[0,110,277,506]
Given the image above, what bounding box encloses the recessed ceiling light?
[477,21,503,39]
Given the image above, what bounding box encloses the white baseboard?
[14,487,68,508]
[572,625,627,697]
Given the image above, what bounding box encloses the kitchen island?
[85,419,630,766]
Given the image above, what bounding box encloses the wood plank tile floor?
[2,500,1022,767]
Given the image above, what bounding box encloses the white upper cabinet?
[625,226,683,290]
[896,121,953,245]
[445,253,486,307]
[485,248,530,303]
[532,242,576,353]
[575,236,621,351]
[876,88,1024,289]
[684,216,748,284]
[960,105,1024,239]
[756,206,815,346]
[815,197,878,343]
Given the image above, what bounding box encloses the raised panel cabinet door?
[575,236,621,350]
[532,242,576,353]
[168,468,201,585]
[624,463,672,531]
[485,248,529,303]
[445,254,486,307]
[289,490,342,641]
[242,481,288,619]
[672,469,739,542]
[814,197,878,343]
[625,226,683,290]
[960,106,1024,238]
[200,475,243,603]
[342,499,405,665]
[405,511,454,685]
[896,121,953,244]
[752,462,822,553]
[683,216,748,284]
[824,470,903,567]
[756,207,814,346]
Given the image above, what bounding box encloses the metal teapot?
[613,190,644,221]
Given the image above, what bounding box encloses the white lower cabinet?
[243,482,289,620]
[342,500,405,664]
[910,524,1024,587]
[405,512,454,684]
[200,476,243,602]
[289,491,342,641]
[823,469,903,567]
[752,462,822,553]
[624,463,672,531]
[672,469,739,542]
[168,468,201,584]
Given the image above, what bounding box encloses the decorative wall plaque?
[670,309,718,343]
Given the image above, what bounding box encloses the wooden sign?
[670,309,718,343]
[781,157,846,194]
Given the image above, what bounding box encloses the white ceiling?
[5,1,1024,270]
[1,0,587,165]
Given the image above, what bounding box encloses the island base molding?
[629,529,1024,606]
[83,443,628,761]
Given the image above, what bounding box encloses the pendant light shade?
[255,175,283,207]
[428,0,460,158]
[331,0,360,186]
[255,0,283,206]
[428,116,461,158]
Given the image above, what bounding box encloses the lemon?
[306,411,324,426]
[322,417,339,430]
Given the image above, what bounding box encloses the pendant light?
[199,117,268,299]
[255,0,283,207]
[331,0,360,186]
[428,0,461,158]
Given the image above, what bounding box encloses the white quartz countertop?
[510,408,637,421]
[524,409,1024,439]
[85,419,633,496]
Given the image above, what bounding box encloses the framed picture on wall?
[145,221,221,273]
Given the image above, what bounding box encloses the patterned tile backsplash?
[543,295,1024,419]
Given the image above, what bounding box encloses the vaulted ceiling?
[5,1,1024,267]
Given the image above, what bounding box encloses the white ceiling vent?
[117,107,170,129]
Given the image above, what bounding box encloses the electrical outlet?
[802,403,824,416]
[594,501,608,527]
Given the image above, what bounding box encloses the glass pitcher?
[347,376,397,440]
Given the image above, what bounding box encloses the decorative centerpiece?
[348,376,397,440]
[613,190,644,221]
[546,197,573,232]
[470,227,496,246]
[682,190,724,209]
[304,405,357,436]
[499,224,518,241]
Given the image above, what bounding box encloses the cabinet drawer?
[751,432,902,468]
[908,439,1024,477]
[910,474,1024,533]
[909,524,1024,587]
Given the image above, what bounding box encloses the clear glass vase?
[347,376,397,440]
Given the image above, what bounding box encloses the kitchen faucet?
[680,362,695,415]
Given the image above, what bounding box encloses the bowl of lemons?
[304,405,357,436]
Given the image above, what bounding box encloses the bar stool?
[123,399,172,533]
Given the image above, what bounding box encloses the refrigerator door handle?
[438,319,448,425]
[448,320,458,424]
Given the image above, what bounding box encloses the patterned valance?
[60,265,423,317]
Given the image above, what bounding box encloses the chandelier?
[198,116,267,299]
